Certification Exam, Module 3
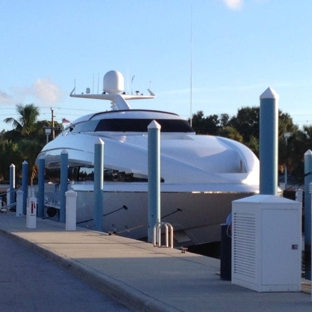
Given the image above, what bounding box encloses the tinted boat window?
[95,119,193,132]
[72,120,99,133]
[46,166,164,183]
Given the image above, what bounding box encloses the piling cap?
[148,120,161,129]
[260,87,280,100]
[96,138,104,145]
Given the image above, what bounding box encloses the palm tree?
[3,104,41,184]
[4,104,40,137]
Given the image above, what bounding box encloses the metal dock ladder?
[153,222,174,248]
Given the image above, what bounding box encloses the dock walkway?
[0,212,311,312]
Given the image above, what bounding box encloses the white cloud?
[0,91,15,104]
[222,0,243,10]
[0,79,64,106]
[32,78,64,104]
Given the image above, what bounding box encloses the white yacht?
[37,70,259,246]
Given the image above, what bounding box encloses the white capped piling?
[60,150,68,223]
[37,155,45,218]
[16,190,23,217]
[148,120,161,243]
[9,164,15,206]
[304,150,312,280]
[65,190,77,231]
[94,138,104,231]
[259,87,279,195]
[22,161,28,215]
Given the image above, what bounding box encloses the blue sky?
[1,0,312,131]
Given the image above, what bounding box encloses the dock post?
[304,150,312,280]
[259,87,279,195]
[26,195,37,229]
[22,161,28,215]
[148,120,161,243]
[16,190,23,217]
[94,138,104,231]
[66,190,77,231]
[9,164,15,206]
[60,150,68,223]
[37,155,45,218]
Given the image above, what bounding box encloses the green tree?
[287,125,312,184]
[191,111,208,134]
[246,135,259,157]
[0,139,20,183]
[277,112,299,182]
[191,111,222,135]
[220,114,230,127]
[4,104,40,137]
[278,112,298,138]
[217,126,243,142]
[228,107,259,142]
[3,104,41,184]
[2,104,61,184]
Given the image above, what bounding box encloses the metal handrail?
[153,222,174,248]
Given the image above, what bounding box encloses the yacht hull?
[47,183,258,246]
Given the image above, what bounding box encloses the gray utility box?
[231,195,302,292]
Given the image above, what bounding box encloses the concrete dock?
[0,212,311,312]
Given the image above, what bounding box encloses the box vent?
[233,212,256,279]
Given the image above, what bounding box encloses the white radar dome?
[103,70,124,94]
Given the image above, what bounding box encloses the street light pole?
[284,132,291,190]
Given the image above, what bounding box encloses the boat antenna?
[189,5,193,127]
[92,73,94,94]
[126,67,130,94]
[131,75,135,95]
[97,72,99,94]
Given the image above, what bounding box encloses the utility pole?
[51,107,55,140]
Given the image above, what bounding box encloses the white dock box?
[231,195,301,292]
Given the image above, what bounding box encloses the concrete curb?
[0,228,181,312]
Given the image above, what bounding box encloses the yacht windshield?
[94,118,194,132]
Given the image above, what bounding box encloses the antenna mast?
[97,72,99,93]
